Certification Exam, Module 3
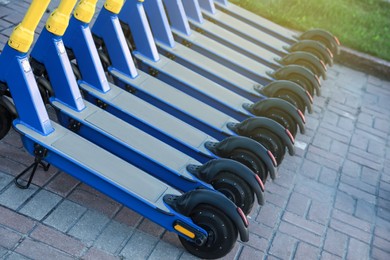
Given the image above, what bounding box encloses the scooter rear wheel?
[268,109,298,137]
[226,148,268,182]
[179,204,238,259]
[249,129,285,165]
[274,89,307,114]
[0,105,12,140]
[211,172,254,215]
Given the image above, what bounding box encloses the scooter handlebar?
[74,0,98,23]
[46,0,77,36]
[8,0,51,52]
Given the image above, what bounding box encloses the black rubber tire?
[71,62,82,81]
[211,172,254,215]
[268,109,298,138]
[274,89,307,114]
[179,204,238,259]
[0,105,12,140]
[226,148,268,182]
[249,129,285,165]
[279,73,315,97]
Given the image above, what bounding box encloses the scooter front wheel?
[211,172,254,215]
[179,204,238,259]
[0,104,12,140]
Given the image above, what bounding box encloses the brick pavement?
[0,0,389,259]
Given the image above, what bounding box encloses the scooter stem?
[46,0,77,36]
[8,0,51,52]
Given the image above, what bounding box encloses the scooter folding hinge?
[149,68,159,77]
[68,118,82,132]
[96,99,108,110]
[14,144,50,189]
[181,40,193,48]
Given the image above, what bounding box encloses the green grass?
[229,0,390,61]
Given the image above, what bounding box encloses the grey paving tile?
[0,171,13,191]
[44,200,87,232]
[19,189,61,220]
[5,252,31,260]
[0,184,38,210]
[68,210,110,243]
[94,221,133,254]
[148,241,183,260]
[120,231,159,259]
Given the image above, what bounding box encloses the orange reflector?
[237,207,249,227]
[285,129,295,144]
[306,90,314,104]
[320,60,327,71]
[334,36,341,46]
[327,48,334,59]
[255,174,265,192]
[174,224,195,239]
[297,109,306,124]
[315,74,321,85]
[267,150,277,167]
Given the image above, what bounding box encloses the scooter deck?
[79,81,215,153]
[156,39,263,101]
[200,5,288,54]
[133,52,251,120]
[15,121,179,211]
[187,17,281,68]
[52,99,201,183]
[213,1,295,43]
[170,27,273,85]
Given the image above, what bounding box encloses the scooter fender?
[288,40,333,66]
[231,117,295,156]
[259,80,313,114]
[249,98,306,134]
[270,65,321,97]
[278,51,327,80]
[187,158,265,205]
[205,136,277,180]
[298,29,341,55]
[164,189,250,242]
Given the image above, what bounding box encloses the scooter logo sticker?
[21,59,31,73]
[56,41,66,54]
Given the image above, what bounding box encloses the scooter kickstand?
[14,144,50,189]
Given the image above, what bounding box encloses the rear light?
[237,207,249,227]
[267,150,277,167]
[306,90,314,104]
[285,129,295,144]
[297,109,306,124]
[255,174,265,192]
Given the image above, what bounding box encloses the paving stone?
[239,246,264,260]
[346,238,370,260]
[331,140,349,157]
[44,200,86,232]
[342,160,362,178]
[340,175,377,195]
[268,233,296,259]
[285,192,310,217]
[94,221,133,254]
[307,201,332,225]
[283,212,325,235]
[256,203,282,228]
[373,236,390,253]
[332,209,371,232]
[0,206,36,234]
[30,224,85,256]
[45,172,79,197]
[294,242,320,259]
[321,251,343,260]
[371,246,390,260]
[19,189,61,220]
[5,252,31,260]
[0,183,38,210]
[148,241,183,260]
[350,133,369,150]
[355,199,376,223]
[161,231,182,249]
[15,239,73,260]
[312,135,332,151]
[0,226,21,249]
[319,167,338,187]
[278,221,322,246]
[300,160,321,180]
[68,210,110,242]
[324,229,348,257]
[120,231,159,259]
[67,188,121,218]
[0,246,7,259]
[339,182,376,204]
[138,218,166,237]
[294,176,334,203]
[0,171,12,191]
[330,219,371,243]
[81,247,118,260]
[361,166,380,186]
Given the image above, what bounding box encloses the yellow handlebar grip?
[74,0,98,24]
[8,0,51,53]
[46,0,78,36]
[104,0,124,15]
